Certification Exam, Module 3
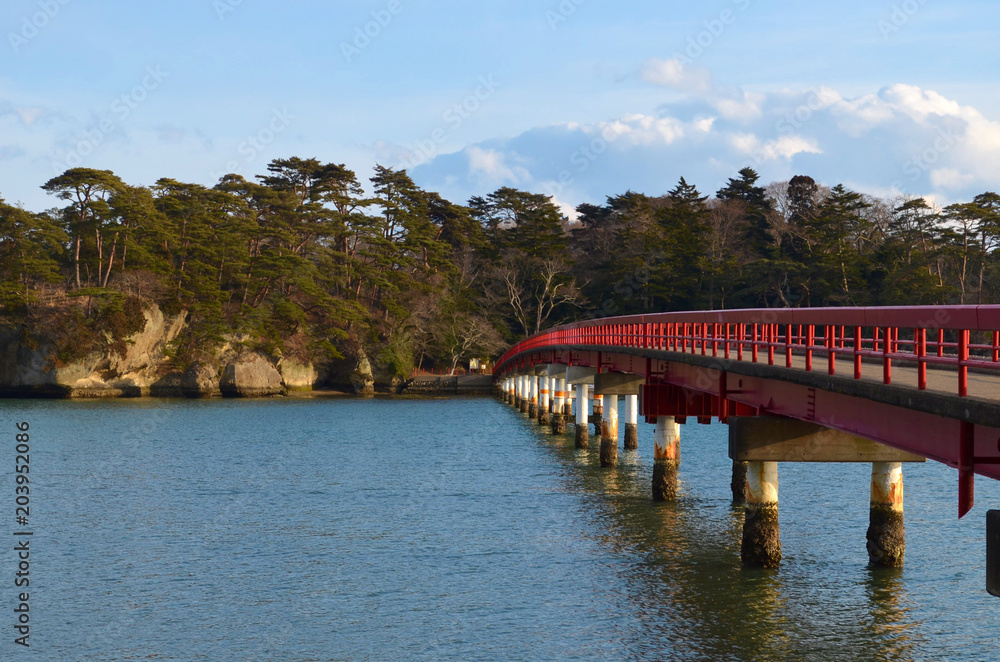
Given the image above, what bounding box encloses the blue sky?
[2,0,999,214]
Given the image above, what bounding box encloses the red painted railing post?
[828,325,836,376]
[725,324,731,359]
[853,326,862,380]
[805,325,813,371]
[959,329,969,397]
[768,324,775,366]
[883,327,892,385]
[785,324,793,368]
[752,324,759,363]
[917,327,927,391]
[737,324,745,361]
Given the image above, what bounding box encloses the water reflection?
[863,569,919,662]
[534,419,925,661]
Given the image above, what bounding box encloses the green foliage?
[1,160,996,381]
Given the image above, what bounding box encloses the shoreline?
[0,386,498,400]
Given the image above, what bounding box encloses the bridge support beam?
[741,461,781,568]
[867,462,905,567]
[575,384,589,449]
[653,416,680,501]
[624,394,639,451]
[600,395,619,467]
[538,375,550,426]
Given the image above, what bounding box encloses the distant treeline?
[0,160,997,376]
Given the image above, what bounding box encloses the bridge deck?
[751,351,999,402]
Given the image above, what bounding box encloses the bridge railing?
[495,306,1000,398]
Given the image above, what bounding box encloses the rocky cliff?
[0,303,322,398]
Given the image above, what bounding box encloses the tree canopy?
[1,159,996,377]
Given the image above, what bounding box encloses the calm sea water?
[0,396,997,661]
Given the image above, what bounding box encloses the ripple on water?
[1,396,997,661]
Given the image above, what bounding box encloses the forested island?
[0,158,997,396]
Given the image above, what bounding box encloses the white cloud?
[640,57,712,94]
[712,91,765,121]
[550,196,580,223]
[411,82,1000,210]
[466,146,529,186]
[882,84,964,124]
[587,114,688,146]
[15,108,43,126]
[732,134,822,162]
[931,168,976,190]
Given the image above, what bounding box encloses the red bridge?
[492,306,1000,575]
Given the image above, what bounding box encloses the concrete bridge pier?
[520,375,530,414]
[867,462,905,567]
[624,394,639,451]
[741,461,782,568]
[652,416,681,501]
[731,461,749,505]
[538,375,551,426]
[550,374,567,434]
[729,417,923,569]
[528,375,539,419]
[600,395,619,467]
[507,378,515,405]
[591,393,603,438]
[575,384,589,449]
